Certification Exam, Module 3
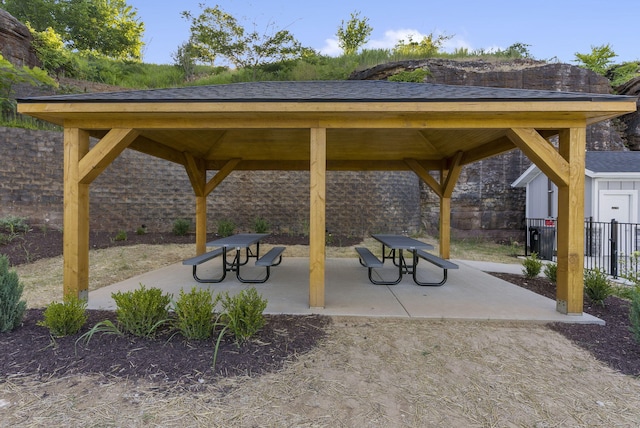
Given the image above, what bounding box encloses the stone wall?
[0,127,421,236]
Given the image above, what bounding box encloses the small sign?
[544,218,555,227]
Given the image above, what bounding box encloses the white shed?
[512,151,640,263]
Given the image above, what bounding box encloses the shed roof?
[512,151,640,187]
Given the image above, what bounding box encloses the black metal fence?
[525,217,640,278]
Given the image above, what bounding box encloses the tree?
[574,44,617,75]
[336,11,372,56]
[2,0,144,60]
[181,5,303,70]
[393,33,452,57]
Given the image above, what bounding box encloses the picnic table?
[356,234,457,286]
[183,233,285,284]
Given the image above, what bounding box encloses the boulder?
[0,9,39,68]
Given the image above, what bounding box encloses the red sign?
[544,218,555,227]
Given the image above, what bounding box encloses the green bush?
[38,295,87,336]
[253,217,269,233]
[543,262,557,283]
[217,219,235,237]
[114,230,127,241]
[172,218,190,236]
[0,215,29,234]
[522,253,543,279]
[173,287,219,340]
[0,255,26,333]
[629,287,640,343]
[111,284,171,337]
[135,225,147,235]
[220,287,267,343]
[584,268,612,307]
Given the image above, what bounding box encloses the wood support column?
[63,128,90,300]
[556,128,586,314]
[439,197,451,259]
[309,128,326,308]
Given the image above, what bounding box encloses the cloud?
[318,28,478,56]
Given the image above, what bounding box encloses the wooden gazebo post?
[309,128,327,308]
[556,127,586,314]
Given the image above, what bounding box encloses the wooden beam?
[506,128,569,187]
[195,196,207,256]
[183,152,206,196]
[63,128,90,300]
[204,158,241,196]
[442,151,464,198]
[440,197,451,259]
[309,128,326,308]
[78,128,138,184]
[461,136,516,166]
[129,137,187,165]
[555,128,586,315]
[404,158,443,198]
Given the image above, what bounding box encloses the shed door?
[598,191,637,256]
[599,192,632,223]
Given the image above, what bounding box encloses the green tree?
[393,32,452,57]
[574,43,617,75]
[181,5,303,71]
[336,11,373,55]
[27,24,76,76]
[2,0,144,60]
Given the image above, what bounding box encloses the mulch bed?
[1,229,639,383]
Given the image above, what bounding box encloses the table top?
[207,233,270,248]
[372,234,434,250]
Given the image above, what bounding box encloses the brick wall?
[0,127,421,237]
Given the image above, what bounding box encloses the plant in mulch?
[173,287,220,340]
[111,284,172,338]
[522,252,543,279]
[38,295,87,336]
[0,254,26,332]
[543,262,557,283]
[172,218,191,236]
[629,287,640,343]
[113,230,128,241]
[253,217,269,233]
[220,287,268,344]
[584,268,613,307]
[217,219,236,237]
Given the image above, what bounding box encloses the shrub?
[253,217,269,233]
[543,262,557,283]
[111,284,171,337]
[173,287,219,340]
[217,219,235,237]
[0,215,29,235]
[38,295,87,336]
[584,268,612,307]
[172,218,190,236]
[135,225,147,235]
[0,255,27,332]
[220,287,267,343]
[629,287,640,343]
[522,253,543,279]
[114,230,127,241]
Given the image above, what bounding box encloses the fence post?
[610,219,618,278]
[586,216,593,257]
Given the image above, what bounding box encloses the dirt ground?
[1,230,640,426]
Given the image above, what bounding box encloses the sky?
[126,0,639,66]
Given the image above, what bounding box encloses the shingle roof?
[586,151,640,173]
[17,80,634,103]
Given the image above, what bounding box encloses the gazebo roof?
[17,81,636,173]
[18,80,630,103]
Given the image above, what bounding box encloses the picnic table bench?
[413,249,459,286]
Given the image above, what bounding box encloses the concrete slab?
[88,257,603,325]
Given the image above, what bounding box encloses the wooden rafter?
[506,128,569,187]
[78,128,139,184]
[204,158,241,196]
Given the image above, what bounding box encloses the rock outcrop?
[0,9,39,67]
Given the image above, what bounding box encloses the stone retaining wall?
[0,127,421,236]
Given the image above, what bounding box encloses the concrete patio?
[88,257,603,325]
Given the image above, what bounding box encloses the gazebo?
[17,80,637,314]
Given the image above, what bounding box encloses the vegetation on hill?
[1,3,638,130]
